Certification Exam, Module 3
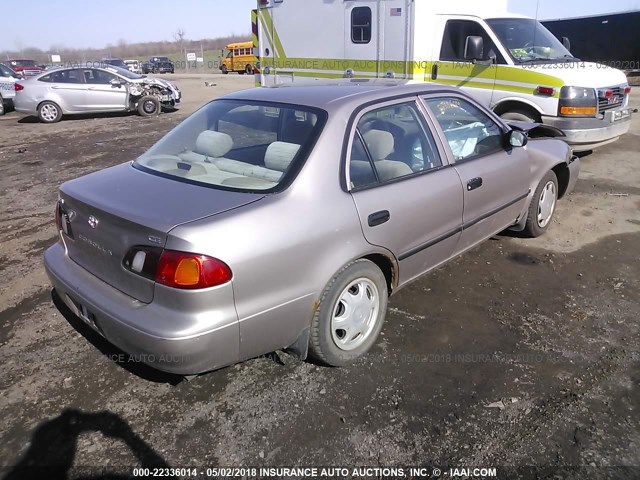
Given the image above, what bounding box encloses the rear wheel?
[0,97,4,116]
[523,170,558,237]
[38,101,62,123]
[137,95,160,117]
[309,260,388,366]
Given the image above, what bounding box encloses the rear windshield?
[135,100,326,191]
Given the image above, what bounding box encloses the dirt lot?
[0,74,638,479]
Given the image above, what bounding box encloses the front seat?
[362,129,412,181]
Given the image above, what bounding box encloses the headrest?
[264,141,300,172]
[362,129,394,160]
[195,131,233,158]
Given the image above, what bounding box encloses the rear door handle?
[368,210,390,227]
[467,177,483,191]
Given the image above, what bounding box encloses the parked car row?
[11,65,181,122]
[44,82,579,374]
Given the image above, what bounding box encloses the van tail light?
[624,86,632,95]
[15,83,24,92]
[156,250,232,289]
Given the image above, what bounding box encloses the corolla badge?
[88,215,99,229]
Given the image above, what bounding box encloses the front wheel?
[221,65,228,74]
[523,170,558,237]
[38,101,63,123]
[309,259,388,366]
[0,98,4,116]
[137,95,160,117]
[245,64,253,75]
[500,109,540,123]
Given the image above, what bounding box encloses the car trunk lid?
[59,163,264,303]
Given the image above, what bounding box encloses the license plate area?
[63,293,103,336]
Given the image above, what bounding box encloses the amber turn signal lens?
[174,258,200,286]
[559,106,597,116]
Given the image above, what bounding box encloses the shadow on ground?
[3,409,177,480]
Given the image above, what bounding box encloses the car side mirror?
[110,79,122,87]
[561,36,571,52]
[464,36,484,61]
[507,130,528,148]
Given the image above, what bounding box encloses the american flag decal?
[390,7,402,16]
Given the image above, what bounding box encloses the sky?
[1,0,257,52]
[2,0,639,52]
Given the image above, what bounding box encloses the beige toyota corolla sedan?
[44,83,579,374]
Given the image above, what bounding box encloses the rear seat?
[179,130,301,189]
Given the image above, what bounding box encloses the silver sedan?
[13,65,181,123]
[44,83,579,374]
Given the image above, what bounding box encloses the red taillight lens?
[14,83,24,92]
[156,250,232,289]
[624,86,632,95]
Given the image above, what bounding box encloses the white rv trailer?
[255,0,634,150]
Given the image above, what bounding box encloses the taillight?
[155,250,232,289]
[55,202,62,231]
[624,86,632,95]
[14,83,24,92]
[55,199,73,238]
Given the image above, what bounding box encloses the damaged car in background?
[13,65,181,123]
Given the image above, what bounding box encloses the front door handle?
[368,210,390,227]
[467,177,483,191]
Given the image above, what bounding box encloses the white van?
[0,63,18,116]
[255,0,633,150]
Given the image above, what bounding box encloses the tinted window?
[440,20,504,63]
[349,102,442,188]
[83,69,118,84]
[426,97,504,161]
[135,100,325,191]
[41,69,83,84]
[351,7,372,44]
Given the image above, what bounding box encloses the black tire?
[245,64,253,75]
[500,108,540,123]
[221,65,228,74]
[0,97,4,116]
[309,259,388,366]
[37,101,63,123]
[523,170,558,238]
[137,95,160,117]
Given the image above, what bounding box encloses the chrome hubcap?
[41,104,58,121]
[537,181,556,228]
[331,278,380,351]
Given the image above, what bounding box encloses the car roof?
[221,82,463,113]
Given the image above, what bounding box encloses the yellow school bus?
[220,41,256,75]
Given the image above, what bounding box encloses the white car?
[125,59,142,74]
[0,63,19,115]
[13,65,181,123]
